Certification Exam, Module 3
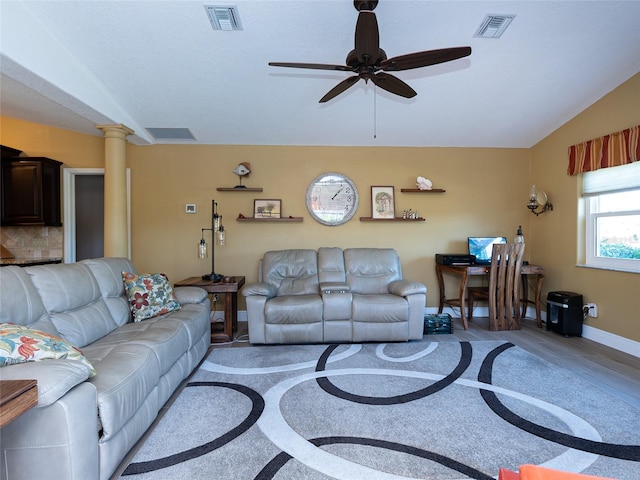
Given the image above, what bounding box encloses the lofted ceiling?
[1,0,639,148]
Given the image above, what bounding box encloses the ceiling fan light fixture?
[474,14,515,38]
[205,5,242,31]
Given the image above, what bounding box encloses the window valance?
[567,125,639,176]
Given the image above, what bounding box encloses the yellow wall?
[128,145,530,306]
[1,72,638,342]
[0,117,104,167]
[530,73,640,342]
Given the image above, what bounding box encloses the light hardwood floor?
[111,318,639,479]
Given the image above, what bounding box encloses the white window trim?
[584,198,640,273]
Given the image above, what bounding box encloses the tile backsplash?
[0,226,63,259]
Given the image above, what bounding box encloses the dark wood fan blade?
[354,11,379,65]
[269,62,353,72]
[370,72,417,98]
[319,76,361,103]
[380,46,472,71]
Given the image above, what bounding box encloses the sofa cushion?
[0,266,59,335]
[0,323,96,376]
[351,293,408,323]
[123,272,181,322]
[82,257,136,326]
[83,341,161,441]
[262,250,319,295]
[26,263,121,348]
[318,247,346,283]
[87,314,190,377]
[344,248,402,294]
[265,295,323,324]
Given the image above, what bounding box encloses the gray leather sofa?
[0,258,211,480]
[242,247,426,344]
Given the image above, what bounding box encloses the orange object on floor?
[499,465,617,479]
[498,468,521,480]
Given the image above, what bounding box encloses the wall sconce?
[198,199,226,281]
[527,185,553,216]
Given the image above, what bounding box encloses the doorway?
[63,168,131,263]
[75,174,104,260]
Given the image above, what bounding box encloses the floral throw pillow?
[0,323,96,376]
[122,272,181,322]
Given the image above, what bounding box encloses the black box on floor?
[424,313,453,334]
[546,291,583,337]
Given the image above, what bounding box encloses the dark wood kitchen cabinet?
[1,157,63,226]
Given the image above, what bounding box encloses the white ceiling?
[1,1,639,148]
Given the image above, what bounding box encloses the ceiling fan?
[268,0,472,103]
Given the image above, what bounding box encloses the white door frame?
[63,168,131,263]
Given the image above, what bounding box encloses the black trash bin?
[546,291,584,337]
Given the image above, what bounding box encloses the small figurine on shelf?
[416,176,433,190]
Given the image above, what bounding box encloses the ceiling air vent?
[145,128,196,141]
[205,5,242,31]
[474,15,515,38]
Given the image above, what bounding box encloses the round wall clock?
[306,172,359,226]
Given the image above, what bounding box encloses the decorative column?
[97,124,134,258]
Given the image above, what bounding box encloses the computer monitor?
[468,236,507,264]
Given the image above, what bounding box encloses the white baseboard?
[424,306,639,358]
[581,324,640,358]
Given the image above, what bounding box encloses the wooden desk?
[0,379,38,428]
[175,276,245,343]
[436,263,545,330]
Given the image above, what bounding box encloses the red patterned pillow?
[122,272,181,322]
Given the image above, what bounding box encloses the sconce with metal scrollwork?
[527,185,553,216]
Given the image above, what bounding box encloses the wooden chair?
[467,243,525,330]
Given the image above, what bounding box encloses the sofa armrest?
[0,381,99,480]
[174,286,209,304]
[388,279,427,297]
[320,282,350,294]
[241,282,277,298]
[0,360,93,407]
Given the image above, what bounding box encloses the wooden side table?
[175,276,245,343]
[0,379,38,428]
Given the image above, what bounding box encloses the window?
[583,162,640,272]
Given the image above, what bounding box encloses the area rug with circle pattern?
[121,340,640,479]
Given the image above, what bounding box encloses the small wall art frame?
[371,186,395,219]
[253,199,282,219]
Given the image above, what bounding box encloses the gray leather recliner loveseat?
[242,247,426,344]
[0,258,211,480]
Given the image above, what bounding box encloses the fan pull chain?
[373,84,377,139]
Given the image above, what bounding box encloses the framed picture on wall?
[371,186,395,219]
[254,199,282,219]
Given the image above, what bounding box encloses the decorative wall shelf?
[359,217,425,222]
[236,216,303,223]
[400,188,446,193]
[217,187,263,192]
